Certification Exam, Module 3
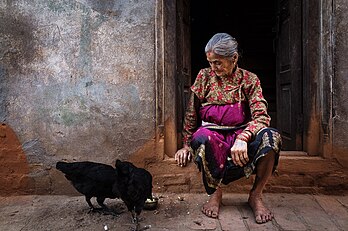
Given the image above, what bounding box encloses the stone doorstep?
[2,155,347,196]
[149,155,348,194]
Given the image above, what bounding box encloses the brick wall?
[0,124,30,195]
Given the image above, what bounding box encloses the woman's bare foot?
[248,193,274,224]
[202,187,222,218]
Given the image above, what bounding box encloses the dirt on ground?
[3,193,347,231]
[0,193,212,231]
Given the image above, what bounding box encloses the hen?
[56,161,119,214]
[114,159,153,228]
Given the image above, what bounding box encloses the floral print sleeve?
[242,70,271,137]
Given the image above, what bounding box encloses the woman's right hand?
[230,139,249,167]
[174,146,192,167]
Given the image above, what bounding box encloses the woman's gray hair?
[205,33,238,57]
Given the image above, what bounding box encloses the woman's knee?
[191,128,214,147]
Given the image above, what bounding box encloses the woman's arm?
[237,72,270,142]
[182,92,201,146]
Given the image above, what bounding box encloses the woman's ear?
[232,53,239,63]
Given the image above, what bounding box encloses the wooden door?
[176,0,191,148]
[276,0,303,150]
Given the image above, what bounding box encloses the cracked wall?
[0,0,157,194]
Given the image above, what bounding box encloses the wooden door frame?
[275,0,334,157]
[317,0,334,158]
[154,0,178,159]
[155,0,334,159]
[302,0,334,158]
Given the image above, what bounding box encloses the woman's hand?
[230,139,249,167]
[174,146,192,167]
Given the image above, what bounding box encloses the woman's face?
[206,51,237,77]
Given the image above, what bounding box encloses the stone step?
[148,155,348,194]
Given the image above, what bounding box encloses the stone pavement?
[0,193,347,231]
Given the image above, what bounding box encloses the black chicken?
[114,159,153,228]
[56,161,120,214]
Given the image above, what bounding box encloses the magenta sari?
[191,102,281,194]
[191,102,250,190]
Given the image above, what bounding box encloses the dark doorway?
[190,1,278,128]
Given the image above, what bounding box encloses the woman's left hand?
[230,139,249,167]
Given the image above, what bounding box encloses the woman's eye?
[208,61,221,66]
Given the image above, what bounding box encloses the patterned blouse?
[182,67,271,145]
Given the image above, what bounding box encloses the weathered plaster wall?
[0,0,157,194]
[333,0,348,167]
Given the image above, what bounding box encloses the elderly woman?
[175,33,282,224]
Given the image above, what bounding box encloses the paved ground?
[0,193,347,231]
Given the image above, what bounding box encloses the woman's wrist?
[183,144,190,149]
[182,145,194,157]
[236,131,252,142]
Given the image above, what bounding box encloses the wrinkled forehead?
[206,51,228,61]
